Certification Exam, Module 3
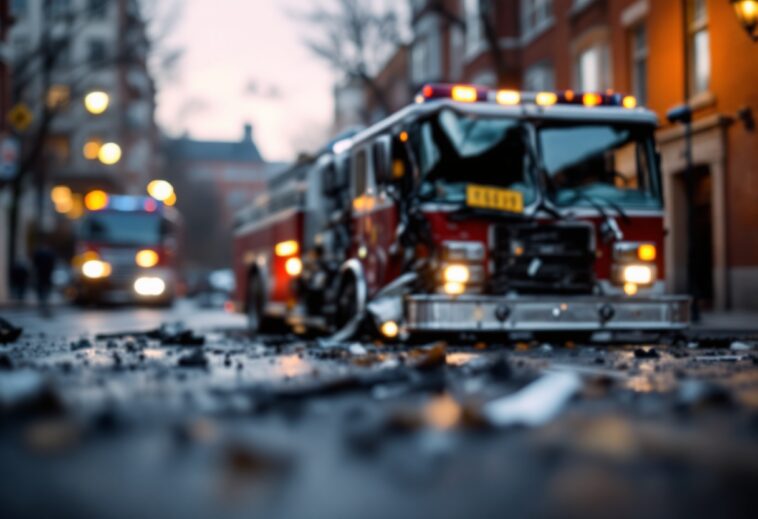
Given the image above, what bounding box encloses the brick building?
[165,124,282,270]
[346,0,758,310]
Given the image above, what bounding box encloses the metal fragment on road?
[483,371,582,427]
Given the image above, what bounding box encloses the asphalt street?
[1,301,758,519]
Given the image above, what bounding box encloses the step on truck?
[233,84,690,340]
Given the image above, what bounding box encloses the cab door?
[350,145,377,290]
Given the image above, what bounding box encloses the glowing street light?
[147,180,174,201]
[84,190,109,211]
[164,191,177,206]
[98,142,122,165]
[731,0,758,41]
[83,138,102,160]
[84,90,110,115]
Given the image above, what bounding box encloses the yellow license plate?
[466,184,524,213]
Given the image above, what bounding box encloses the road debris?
[483,371,582,427]
[0,316,23,344]
[730,341,754,351]
[633,347,660,359]
[96,323,205,346]
[177,349,208,369]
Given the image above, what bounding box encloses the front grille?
[490,222,595,295]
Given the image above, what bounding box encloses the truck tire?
[335,272,360,330]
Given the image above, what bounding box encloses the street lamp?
[98,142,122,165]
[147,180,174,201]
[84,90,110,115]
[731,0,758,41]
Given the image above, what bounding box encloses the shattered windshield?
[416,110,537,206]
[538,123,661,209]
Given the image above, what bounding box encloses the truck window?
[415,109,537,205]
[372,137,390,184]
[353,149,367,199]
[538,123,661,209]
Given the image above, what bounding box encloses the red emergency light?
[417,83,639,109]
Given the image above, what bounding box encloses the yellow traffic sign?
[7,103,33,133]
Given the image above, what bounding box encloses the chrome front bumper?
[405,294,690,333]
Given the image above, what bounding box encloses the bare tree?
[292,0,408,122]
[426,0,514,88]
[478,0,512,88]
[141,0,185,87]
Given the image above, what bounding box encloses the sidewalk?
[694,310,758,333]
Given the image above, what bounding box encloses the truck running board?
[405,295,691,333]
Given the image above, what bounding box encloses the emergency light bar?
[86,194,163,213]
[416,83,638,109]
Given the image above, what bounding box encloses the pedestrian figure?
[32,238,56,317]
[10,261,30,303]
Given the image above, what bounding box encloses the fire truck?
[233,84,690,340]
[70,194,180,306]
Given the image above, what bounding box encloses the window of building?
[10,0,27,18]
[575,43,610,91]
[411,35,429,85]
[630,23,648,104]
[88,39,107,65]
[46,84,70,109]
[524,61,555,91]
[450,25,464,80]
[49,0,71,18]
[412,14,441,85]
[687,0,710,96]
[572,0,594,11]
[464,0,484,56]
[521,0,553,40]
[46,135,71,165]
[88,0,108,19]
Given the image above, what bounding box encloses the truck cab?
[234,84,689,339]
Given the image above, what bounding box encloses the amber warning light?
[418,84,640,109]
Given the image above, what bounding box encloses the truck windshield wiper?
[570,192,630,226]
[564,191,626,242]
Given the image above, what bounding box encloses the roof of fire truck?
[339,83,658,153]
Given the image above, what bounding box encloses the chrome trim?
[405,294,690,332]
[340,259,368,316]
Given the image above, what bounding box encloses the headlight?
[622,265,653,285]
[134,277,166,296]
[285,257,302,276]
[135,249,159,268]
[82,260,111,279]
[443,282,466,295]
[443,264,470,284]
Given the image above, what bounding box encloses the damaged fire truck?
[233,84,690,340]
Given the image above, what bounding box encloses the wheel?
[335,272,361,331]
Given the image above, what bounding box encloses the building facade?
[7,0,159,238]
[348,0,758,310]
[165,124,280,270]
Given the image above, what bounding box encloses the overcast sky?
[155,0,335,162]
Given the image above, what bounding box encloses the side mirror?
[372,137,392,185]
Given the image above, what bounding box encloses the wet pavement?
[1,302,758,519]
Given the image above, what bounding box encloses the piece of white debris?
[483,371,582,428]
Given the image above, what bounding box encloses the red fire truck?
[70,194,180,306]
[233,84,690,339]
